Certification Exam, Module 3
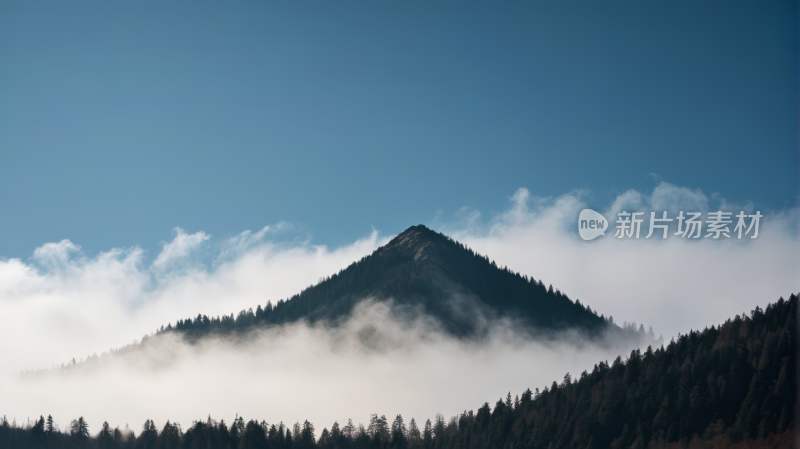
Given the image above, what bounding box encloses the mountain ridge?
[166,225,628,340]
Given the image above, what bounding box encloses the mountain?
[168,225,615,339]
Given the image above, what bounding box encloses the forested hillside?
[159,225,619,340]
[4,295,795,449]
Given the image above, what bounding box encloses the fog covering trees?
[2,295,794,449]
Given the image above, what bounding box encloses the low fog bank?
[2,300,650,434]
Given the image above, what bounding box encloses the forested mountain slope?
[3,295,795,449]
[165,225,616,339]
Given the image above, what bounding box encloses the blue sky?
[1,1,797,260]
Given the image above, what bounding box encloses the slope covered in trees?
[162,225,617,340]
[4,295,795,449]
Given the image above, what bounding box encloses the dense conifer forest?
[153,226,629,340]
[3,295,795,449]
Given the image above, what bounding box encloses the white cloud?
[216,222,293,263]
[647,182,708,213]
[445,183,799,341]
[152,228,211,269]
[32,239,82,270]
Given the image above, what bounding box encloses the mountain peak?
[247,224,612,337]
[381,225,446,263]
[170,224,615,339]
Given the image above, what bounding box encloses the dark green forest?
[4,295,795,449]
[154,226,631,340]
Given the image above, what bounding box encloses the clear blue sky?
[1,1,797,259]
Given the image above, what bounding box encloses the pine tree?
[301,420,316,449]
[343,419,355,441]
[407,418,421,449]
[232,415,246,448]
[422,420,432,449]
[69,417,90,449]
[160,421,182,449]
[390,415,408,449]
[97,421,113,449]
[139,419,158,449]
[30,416,45,449]
[241,420,269,449]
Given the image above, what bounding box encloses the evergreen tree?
[389,415,407,449]
[45,415,55,435]
[300,421,316,449]
[158,421,181,449]
[422,420,432,449]
[240,420,268,449]
[98,421,113,449]
[406,419,420,449]
[139,419,158,449]
[69,417,90,449]
[30,416,45,449]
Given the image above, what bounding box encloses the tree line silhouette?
[3,295,794,449]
